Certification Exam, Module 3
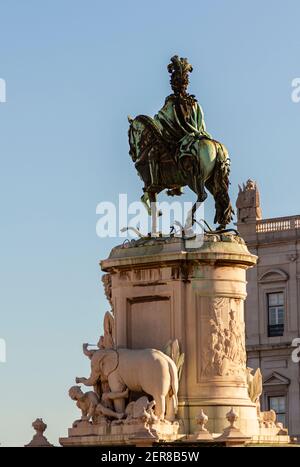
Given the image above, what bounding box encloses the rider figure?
[145,56,212,188]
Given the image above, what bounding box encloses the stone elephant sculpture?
[76,348,179,421]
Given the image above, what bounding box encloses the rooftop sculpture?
[128,55,234,232]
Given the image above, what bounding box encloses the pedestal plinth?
[101,233,259,436]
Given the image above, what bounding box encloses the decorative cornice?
[263,371,290,386]
[246,342,291,352]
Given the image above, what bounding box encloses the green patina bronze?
[128,55,234,229]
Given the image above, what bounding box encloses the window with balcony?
[267,292,284,337]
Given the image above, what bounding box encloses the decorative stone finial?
[192,409,213,441]
[25,418,53,447]
[215,408,250,445]
[226,407,238,429]
[196,408,209,432]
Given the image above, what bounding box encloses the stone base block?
[68,420,108,437]
[60,420,180,447]
[179,403,259,437]
[189,430,214,441]
[249,434,291,445]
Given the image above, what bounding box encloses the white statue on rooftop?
[236,179,262,223]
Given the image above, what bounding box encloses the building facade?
[237,180,300,436]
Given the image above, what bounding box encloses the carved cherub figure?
[68,386,124,423]
[124,396,158,425]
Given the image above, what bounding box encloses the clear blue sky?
[0,0,300,446]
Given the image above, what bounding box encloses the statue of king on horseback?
[128,55,234,233]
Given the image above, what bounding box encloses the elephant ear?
[99,349,118,378]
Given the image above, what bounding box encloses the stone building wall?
[237,180,300,436]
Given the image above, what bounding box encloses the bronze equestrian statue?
[128,55,234,232]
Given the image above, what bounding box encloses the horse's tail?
[206,142,234,228]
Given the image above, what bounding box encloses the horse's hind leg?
[216,192,233,230]
[205,159,234,230]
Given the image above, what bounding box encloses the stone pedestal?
[60,419,180,447]
[101,234,259,437]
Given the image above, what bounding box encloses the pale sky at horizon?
[1,0,300,446]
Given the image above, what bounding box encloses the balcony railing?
[256,215,300,233]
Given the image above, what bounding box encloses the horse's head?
[128,118,146,163]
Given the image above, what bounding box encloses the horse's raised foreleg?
[141,191,151,215]
[141,188,163,236]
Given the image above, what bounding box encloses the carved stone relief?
[201,297,246,378]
